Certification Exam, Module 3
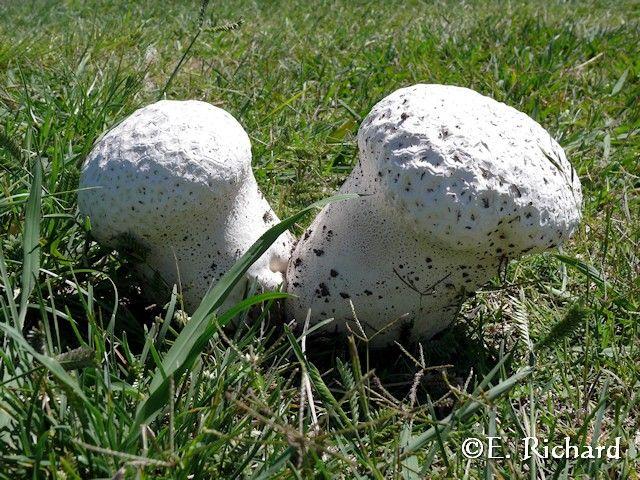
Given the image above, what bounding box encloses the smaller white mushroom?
[79,100,294,311]
[286,84,582,346]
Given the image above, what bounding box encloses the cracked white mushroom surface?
[286,84,582,346]
[79,100,294,311]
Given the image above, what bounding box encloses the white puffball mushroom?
[286,84,582,346]
[79,100,294,310]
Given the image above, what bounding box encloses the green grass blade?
[155,285,178,347]
[554,254,630,308]
[0,323,91,407]
[17,159,42,330]
[284,325,350,425]
[251,446,295,480]
[0,247,19,323]
[611,68,629,95]
[553,254,608,289]
[403,366,533,455]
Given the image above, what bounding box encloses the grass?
[0,0,638,477]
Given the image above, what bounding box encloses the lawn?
[0,0,638,478]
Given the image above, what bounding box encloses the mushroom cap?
[78,100,252,245]
[358,84,582,257]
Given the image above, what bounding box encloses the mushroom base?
[285,194,500,347]
[120,178,294,313]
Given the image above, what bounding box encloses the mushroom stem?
[134,176,293,309]
[286,173,499,344]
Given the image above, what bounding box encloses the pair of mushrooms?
[79,84,582,346]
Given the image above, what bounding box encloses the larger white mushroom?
[286,84,582,346]
[79,100,294,311]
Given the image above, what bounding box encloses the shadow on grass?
[303,319,502,418]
